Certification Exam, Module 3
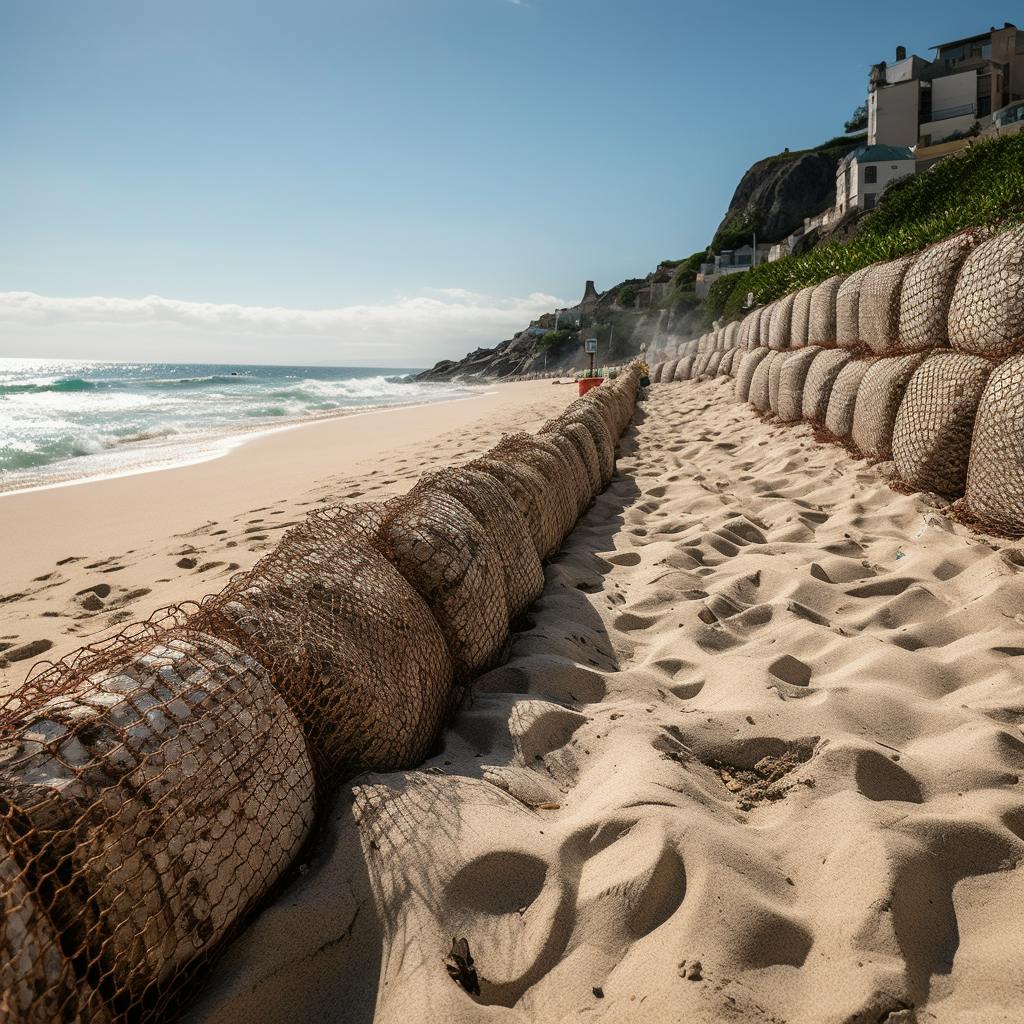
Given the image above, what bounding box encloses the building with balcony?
[835,145,915,215]
[867,23,1024,149]
[695,244,772,299]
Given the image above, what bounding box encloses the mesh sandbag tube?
[859,255,915,355]
[651,362,666,383]
[898,229,983,353]
[673,354,695,381]
[473,455,550,557]
[808,274,847,346]
[194,508,453,780]
[948,226,1024,358]
[777,346,821,422]
[759,302,776,347]
[767,351,788,414]
[748,351,778,413]
[791,286,813,348]
[545,419,601,499]
[533,430,591,516]
[553,401,615,486]
[802,349,851,424]
[851,352,927,460]
[662,358,679,383]
[768,291,795,351]
[825,358,874,439]
[891,352,995,496]
[836,266,872,349]
[0,627,316,1022]
[735,348,770,403]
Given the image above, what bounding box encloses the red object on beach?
[578,377,604,396]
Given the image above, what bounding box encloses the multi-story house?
[835,144,916,214]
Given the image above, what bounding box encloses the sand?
[187,375,1024,1024]
[0,381,577,693]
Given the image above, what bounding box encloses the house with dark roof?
[835,144,915,215]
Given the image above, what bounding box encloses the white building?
[835,145,915,215]
[695,244,771,299]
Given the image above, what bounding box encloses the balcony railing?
[926,102,976,122]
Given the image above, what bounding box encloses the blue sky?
[1,0,1014,364]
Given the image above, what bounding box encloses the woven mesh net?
[673,354,695,381]
[859,256,915,355]
[650,361,666,383]
[471,455,550,558]
[725,322,740,349]
[0,624,317,1023]
[801,349,852,424]
[768,291,795,351]
[748,351,778,412]
[738,312,754,349]
[690,352,710,379]
[824,358,874,438]
[767,350,787,414]
[705,350,724,377]
[807,274,847,346]
[964,352,1024,535]
[791,286,813,348]
[535,430,591,516]
[758,303,775,347]
[776,346,821,422]
[661,358,679,384]
[551,402,615,487]
[735,348,770,403]
[193,507,453,782]
[718,349,738,377]
[836,266,871,349]
[897,229,984,353]
[548,421,601,502]
[891,352,995,497]
[948,226,1024,359]
[851,352,927,460]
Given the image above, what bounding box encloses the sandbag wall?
[0,365,642,1024]
[649,226,1024,536]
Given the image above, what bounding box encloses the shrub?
[617,284,638,307]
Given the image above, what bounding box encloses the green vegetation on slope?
[704,133,1024,325]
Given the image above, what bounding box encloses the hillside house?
[835,144,915,214]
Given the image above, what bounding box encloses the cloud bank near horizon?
[0,288,567,366]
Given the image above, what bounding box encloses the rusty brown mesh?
[824,358,875,438]
[964,352,1024,534]
[193,505,453,783]
[776,346,822,422]
[734,348,770,403]
[661,358,679,384]
[767,350,787,414]
[858,256,915,355]
[801,349,852,424]
[836,266,871,349]
[544,420,600,502]
[535,430,591,516]
[748,350,779,412]
[0,623,317,1024]
[891,352,996,497]
[758,302,775,347]
[414,465,544,619]
[897,229,985,353]
[851,352,927,460]
[377,486,510,690]
[673,354,695,381]
[808,274,847,346]
[791,286,814,348]
[948,226,1024,359]
[767,291,795,351]
[552,402,615,487]
[471,455,550,557]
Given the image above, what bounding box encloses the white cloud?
[0,288,566,366]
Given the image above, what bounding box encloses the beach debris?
[678,959,703,981]
[592,986,605,999]
[444,937,480,996]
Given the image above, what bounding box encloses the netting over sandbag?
[739,312,755,349]
[748,350,779,412]
[776,346,821,422]
[791,286,813,348]
[768,291,796,351]
[824,358,874,438]
[801,349,852,424]
[651,361,666,383]
[0,626,316,1023]
[808,274,847,346]
[705,350,724,377]
[735,348,770,403]
[859,255,915,355]
[661,358,679,384]
[557,419,603,496]
[473,455,550,556]
[964,352,1024,534]
[691,352,711,378]
[836,266,872,349]
[725,322,740,349]
[897,230,982,353]
[850,352,927,460]
[551,401,615,487]
[891,352,995,497]
[536,430,591,515]
[767,350,787,414]
[948,226,1024,358]
[719,349,738,377]
[673,354,695,381]
[194,509,452,780]
[759,302,775,347]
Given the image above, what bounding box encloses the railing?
[927,102,976,122]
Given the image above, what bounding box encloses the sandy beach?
[185,374,1024,1024]
[0,380,578,692]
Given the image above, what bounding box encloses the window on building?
[863,192,878,211]
[864,165,878,184]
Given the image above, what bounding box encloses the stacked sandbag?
[963,353,1024,535]
[719,349,739,377]
[851,353,927,460]
[735,348,771,403]
[473,454,552,556]
[891,352,995,496]
[662,358,679,383]
[705,350,725,377]
[836,266,872,348]
[948,226,1024,358]
[825,358,874,439]
[768,292,796,350]
[749,351,779,413]
[673,354,695,381]
[859,256,915,355]
[897,230,983,352]
[767,351,787,414]
[725,322,740,350]
[194,507,453,778]
[758,302,775,347]
[551,400,615,486]
[777,346,822,422]
[549,420,601,499]
[791,286,814,348]
[651,362,666,383]
[807,274,846,346]
[802,349,852,424]
[0,627,316,1022]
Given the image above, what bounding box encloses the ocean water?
[0,359,481,493]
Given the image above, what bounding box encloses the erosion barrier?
[0,365,642,1024]
[646,225,1024,535]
